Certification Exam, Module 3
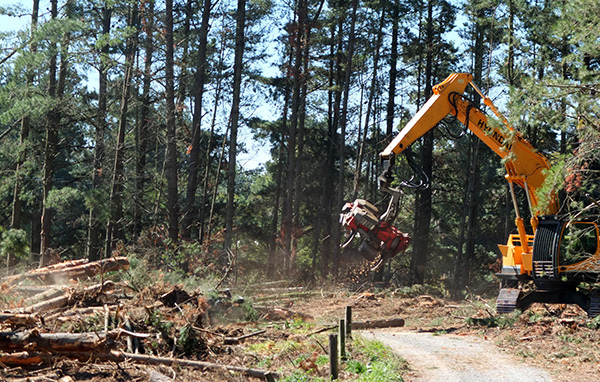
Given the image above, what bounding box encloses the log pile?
[0,257,276,381]
[2,256,129,285]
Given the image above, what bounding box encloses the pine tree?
[105,3,138,255]
[87,0,112,261]
[224,0,247,251]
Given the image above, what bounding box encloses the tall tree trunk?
[270,57,291,274]
[40,0,67,267]
[206,125,228,248]
[105,6,137,255]
[453,135,480,291]
[353,9,384,200]
[333,0,359,276]
[506,0,515,86]
[386,0,400,137]
[87,3,112,261]
[328,12,344,278]
[269,135,286,274]
[504,0,515,240]
[317,21,337,277]
[290,0,324,271]
[134,0,154,239]
[283,0,306,275]
[224,0,246,250]
[292,12,310,263]
[201,16,228,247]
[12,0,39,234]
[165,0,179,243]
[182,0,212,239]
[176,0,193,111]
[362,11,386,282]
[331,0,358,276]
[40,0,58,265]
[199,42,225,245]
[461,12,485,288]
[410,0,434,284]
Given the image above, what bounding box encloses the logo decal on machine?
[476,119,513,151]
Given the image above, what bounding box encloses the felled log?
[352,317,405,329]
[23,286,67,306]
[253,291,323,302]
[4,257,129,285]
[310,318,405,335]
[2,259,89,284]
[0,328,148,355]
[46,306,108,322]
[14,285,62,296]
[0,351,47,366]
[223,329,266,345]
[0,330,115,353]
[249,280,291,289]
[0,350,277,379]
[93,351,277,379]
[0,313,39,327]
[29,259,89,273]
[254,307,314,322]
[308,325,338,336]
[20,293,70,314]
[12,280,115,314]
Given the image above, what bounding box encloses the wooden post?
[329,333,338,380]
[339,319,346,360]
[345,306,352,338]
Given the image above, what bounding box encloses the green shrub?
[0,229,29,265]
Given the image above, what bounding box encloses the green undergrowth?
[392,283,446,298]
[247,317,408,381]
[346,336,408,381]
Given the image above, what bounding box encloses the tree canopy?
[0,0,598,293]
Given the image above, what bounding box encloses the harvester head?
[340,199,410,269]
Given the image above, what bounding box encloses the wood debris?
[0,313,40,327]
[223,329,266,345]
[0,257,277,381]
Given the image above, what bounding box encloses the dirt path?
[360,329,553,382]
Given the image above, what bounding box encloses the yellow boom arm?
[381,73,557,274]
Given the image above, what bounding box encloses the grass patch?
[392,284,446,298]
[346,336,408,381]
[425,316,445,327]
[284,316,316,333]
[282,372,327,382]
[245,319,408,381]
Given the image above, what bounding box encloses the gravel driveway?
[360,329,552,382]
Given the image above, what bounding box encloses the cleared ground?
[361,329,552,382]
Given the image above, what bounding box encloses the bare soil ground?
[360,330,552,382]
[2,262,600,381]
[292,290,600,382]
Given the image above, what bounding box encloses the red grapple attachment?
[340,199,410,265]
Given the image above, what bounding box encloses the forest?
[0,0,598,293]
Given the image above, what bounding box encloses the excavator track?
[588,293,600,318]
[496,288,520,314]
